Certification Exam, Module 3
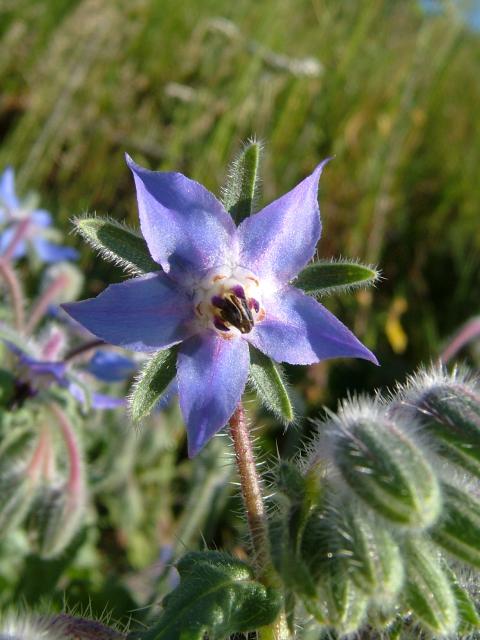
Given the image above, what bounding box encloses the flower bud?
[325,400,441,528]
[28,480,85,558]
[394,368,480,479]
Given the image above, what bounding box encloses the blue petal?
[62,272,195,352]
[0,167,20,211]
[31,209,52,227]
[67,381,124,409]
[126,155,238,278]
[32,237,79,263]
[87,350,137,382]
[238,160,329,286]
[177,332,250,457]
[21,357,68,382]
[246,285,378,365]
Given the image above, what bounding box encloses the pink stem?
[0,258,25,331]
[441,317,480,364]
[26,427,50,483]
[2,218,31,262]
[49,402,84,498]
[26,272,70,334]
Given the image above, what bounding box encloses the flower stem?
[2,218,30,262]
[0,258,25,331]
[49,402,84,500]
[229,402,272,578]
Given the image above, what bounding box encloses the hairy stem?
[229,403,271,577]
[0,259,25,331]
[49,402,84,501]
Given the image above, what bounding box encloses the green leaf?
[249,347,294,424]
[74,216,159,274]
[130,348,177,422]
[139,551,282,640]
[333,414,441,528]
[222,140,262,224]
[431,482,480,568]
[403,537,458,636]
[294,259,379,296]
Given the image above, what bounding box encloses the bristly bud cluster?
[269,366,480,639]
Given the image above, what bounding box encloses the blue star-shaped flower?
[63,156,377,455]
[0,167,78,263]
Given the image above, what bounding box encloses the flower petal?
[31,209,52,227]
[177,332,249,456]
[238,160,330,286]
[32,237,79,263]
[126,154,238,277]
[0,167,20,211]
[62,272,195,352]
[246,285,378,365]
[87,350,137,382]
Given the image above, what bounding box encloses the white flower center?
[193,265,265,337]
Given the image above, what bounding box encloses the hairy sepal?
[138,551,281,640]
[331,408,441,528]
[403,537,458,636]
[407,380,480,479]
[249,347,295,425]
[73,215,159,274]
[430,482,480,568]
[130,348,177,422]
[294,259,380,296]
[222,139,262,224]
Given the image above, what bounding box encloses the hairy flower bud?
[319,399,441,528]
[394,367,480,479]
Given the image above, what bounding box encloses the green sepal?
[249,347,294,425]
[0,471,36,536]
[73,215,159,274]
[412,382,480,479]
[445,565,480,635]
[130,348,177,422]
[222,140,262,224]
[335,506,404,604]
[403,537,458,636]
[139,551,282,640]
[431,482,480,568]
[333,416,441,528]
[294,259,379,296]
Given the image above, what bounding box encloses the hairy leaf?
[74,216,159,274]
[294,260,379,296]
[222,140,262,224]
[140,551,281,640]
[249,347,294,424]
[130,348,177,422]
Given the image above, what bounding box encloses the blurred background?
[0,0,479,628]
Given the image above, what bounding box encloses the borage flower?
[63,156,377,456]
[0,167,78,263]
[4,328,124,410]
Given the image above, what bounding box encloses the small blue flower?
[0,167,78,263]
[6,342,124,410]
[63,155,377,455]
